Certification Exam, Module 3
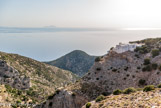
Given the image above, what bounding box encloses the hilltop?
[45,50,96,77]
[37,38,161,108]
[0,51,78,105]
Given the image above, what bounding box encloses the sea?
[0,30,161,61]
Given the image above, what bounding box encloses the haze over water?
[0,30,161,61]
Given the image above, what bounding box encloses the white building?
[112,43,142,53]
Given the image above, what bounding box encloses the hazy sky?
[1,0,161,28]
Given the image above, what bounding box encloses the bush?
[152,49,159,57]
[86,102,91,108]
[151,63,158,70]
[72,92,76,97]
[113,89,122,95]
[157,84,161,88]
[124,67,128,71]
[95,95,105,102]
[112,69,117,72]
[123,87,136,94]
[142,65,152,72]
[144,58,150,65]
[95,57,101,62]
[138,79,146,85]
[55,89,60,94]
[143,85,155,92]
[135,54,140,58]
[49,102,53,107]
[159,65,161,71]
[134,46,149,54]
[137,66,141,69]
[48,94,54,100]
[96,67,101,71]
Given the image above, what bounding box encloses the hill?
[37,38,161,108]
[45,50,96,76]
[0,51,78,105]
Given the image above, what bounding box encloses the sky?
[1,0,161,61]
[1,0,161,28]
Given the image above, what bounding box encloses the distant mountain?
[0,51,78,104]
[0,26,111,33]
[45,50,96,77]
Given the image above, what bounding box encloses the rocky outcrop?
[36,88,88,108]
[82,51,161,97]
[0,60,30,90]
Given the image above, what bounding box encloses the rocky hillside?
[0,84,37,108]
[0,51,78,104]
[82,85,161,108]
[37,38,161,108]
[45,50,96,77]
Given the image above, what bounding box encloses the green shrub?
[124,67,128,71]
[159,65,161,71]
[151,63,158,70]
[144,58,150,65]
[48,94,54,100]
[113,89,122,95]
[138,79,146,85]
[16,100,21,104]
[95,57,101,62]
[55,89,60,94]
[110,47,114,50]
[151,49,159,57]
[142,65,152,72]
[135,54,140,58]
[143,85,155,92]
[95,95,105,102]
[134,46,149,54]
[86,102,91,108]
[112,69,117,72]
[72,92,76,97]
[49,102,53,107]
[96,67,101,71]
[123,87,136,94]
[137,66,141,69]
[5,85,12,93]
[157,84,161,88]
[11,104,17,108]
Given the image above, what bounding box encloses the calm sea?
[0,30,161,61]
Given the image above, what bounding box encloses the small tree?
[86,102,91,108]
[142,65,152,72]
[123,87,136,94]
[143,85,155,92]
[139,79,146,85]
[157,84,161,88]
[95,95,105,102]
[113,89,122,95]
[151,49,159,57]
[144,58,150,65]
[159,65,161,71]
[151,63,158,70]
[95,57,101,62]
